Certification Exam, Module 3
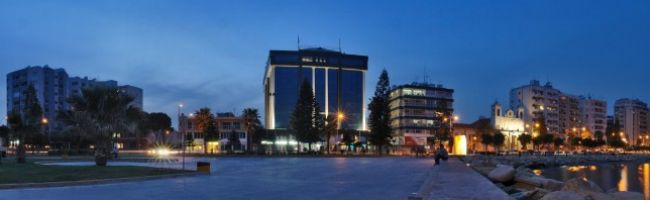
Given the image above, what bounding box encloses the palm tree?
[541,134,554,151]
[480,132,493,153]
[492,131,505,154]
[0,125,9,164]
[67,86,134,166]
[58,110,96,155]
[193,107,214,155]
[242,108,261,153]
[9,84,43,163]
[553,137,564,152]
[517,134,532,151]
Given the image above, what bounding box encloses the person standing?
[434,144,448,165]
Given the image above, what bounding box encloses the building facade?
[7,66,69,132]
[263,48,368,131]
[388,82,454,147]
[68,76,118,97]
[178,112,248,153]
[578,96,607,138]
[614,98,649,145]
[510,80,561,134]
[491,102,525,151]
[559,94,581,135]
[509,80,607,138]
[119,85,144,110]
[6,66,144,135]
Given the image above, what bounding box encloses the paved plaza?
[0,157,435,200]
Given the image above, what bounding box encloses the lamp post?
[41,117,48,152]
[337,112,345,154]
[178,103,185,171]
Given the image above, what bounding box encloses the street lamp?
[41,117,49,145]
[178,103,185,171]
[336,112,345,153]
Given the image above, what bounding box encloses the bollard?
[197,161,211,173]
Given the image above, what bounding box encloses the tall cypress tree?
[291,80,320,151]
[368,69,392,155]
[312,100,325,151]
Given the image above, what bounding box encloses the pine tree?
[368,69,392,155]
[290,80,320,152]
[312,100,325,151]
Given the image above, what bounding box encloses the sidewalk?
[416,158,513,200]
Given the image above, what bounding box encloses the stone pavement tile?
[425,158,513,200]
[0,157,435,200]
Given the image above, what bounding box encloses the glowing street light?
[178,102,185,171]
[41,117,48,124]
[335,112,345,154]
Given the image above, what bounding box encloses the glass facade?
[273,67,300,129]
[265,48,368,131]
[340,70,363,130]
[314,68,326,113]
[271,66,364,130]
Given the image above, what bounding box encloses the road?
[0,157,434,200]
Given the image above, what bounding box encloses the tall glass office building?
[264,48,368,131]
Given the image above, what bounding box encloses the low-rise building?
[178,112,248,153]
[491,102,525,151]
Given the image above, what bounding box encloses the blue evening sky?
[1,0,649,127]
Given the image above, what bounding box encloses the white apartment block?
[509,80,607,137]
[614,98,649,145]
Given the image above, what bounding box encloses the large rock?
[510,190,535,200]
[515,166,536,178]
[540,191,583,200]
[530,188,551,200]
[541,178,564,191]
[514,176,564,191]
[562,178,604,193]
[561,178,613,200]
[609,192,644,200]
[488,164,516,182]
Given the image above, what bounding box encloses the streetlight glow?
[41,117,48,124]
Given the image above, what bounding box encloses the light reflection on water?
[541,162,649,198]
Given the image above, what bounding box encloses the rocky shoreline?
[461,155,650,200]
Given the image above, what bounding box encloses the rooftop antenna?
[423,67,429,84]
[338,38,342,53]
[297,35,301,50]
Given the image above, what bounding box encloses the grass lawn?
[0,160,186,184]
